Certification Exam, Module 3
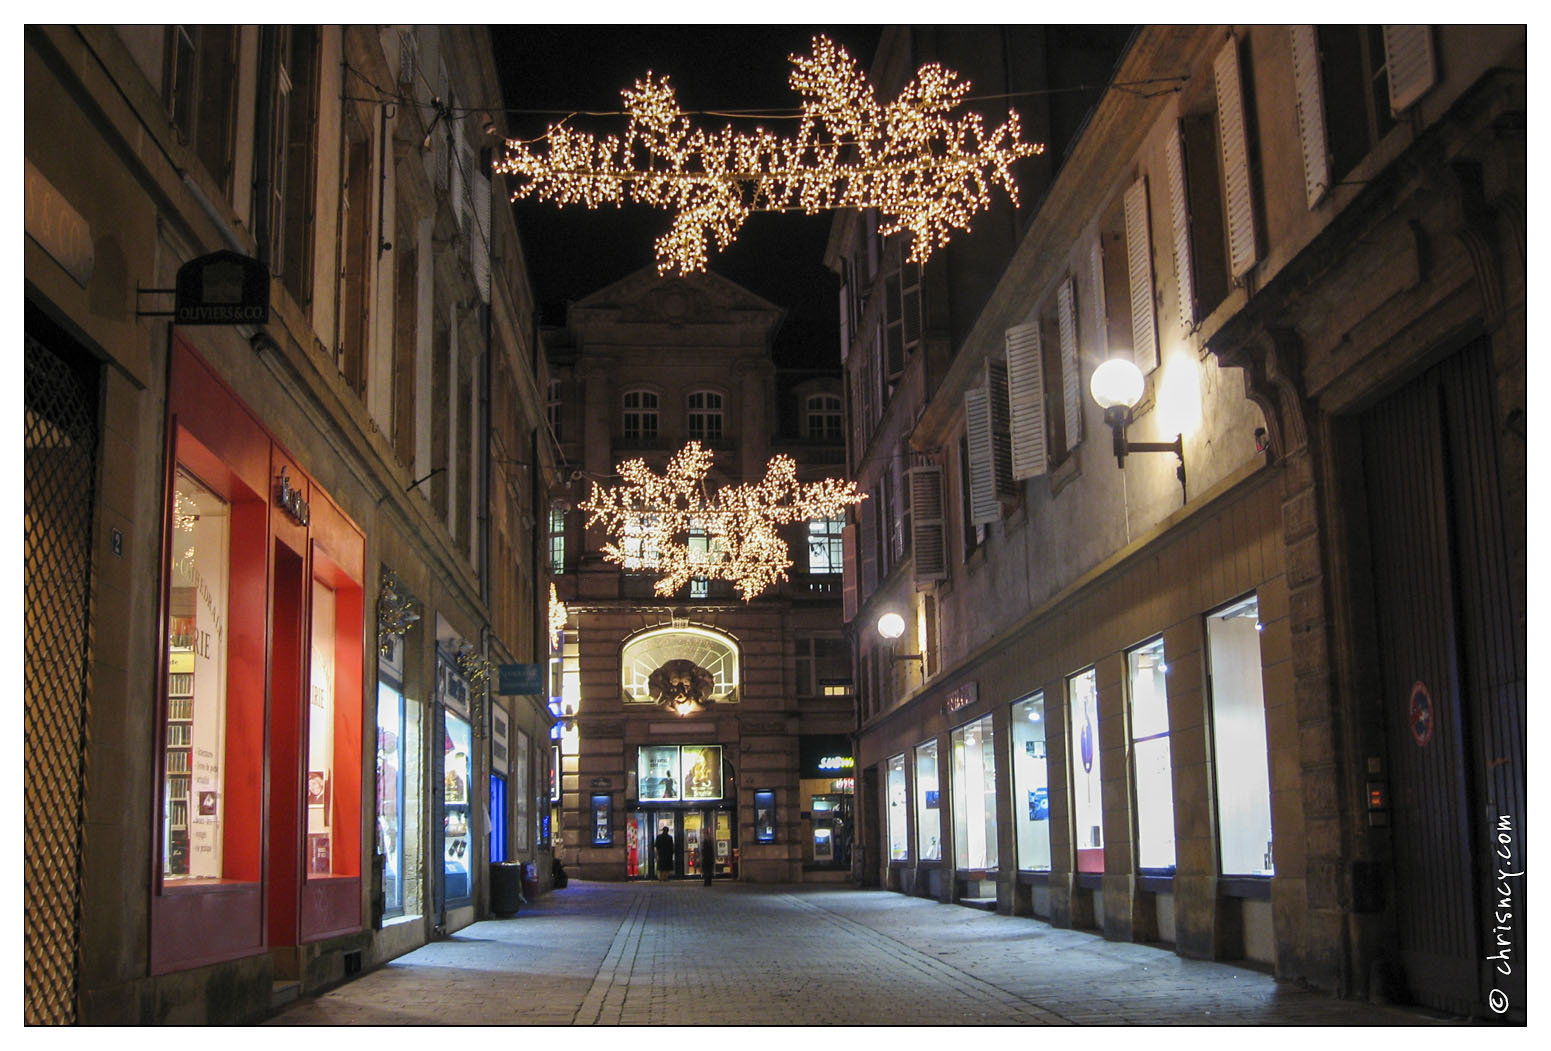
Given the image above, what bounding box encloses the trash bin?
[490,862,524,917]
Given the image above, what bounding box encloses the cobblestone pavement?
[266,880,1460,1027]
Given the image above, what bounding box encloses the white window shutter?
[964,385,1000,525]
[471,167,491,302]
[1214,37,1260,279]
[859,491,877,597]
[1165,123,1196,330]
[1057,278,1083,451]
[909,465,947,584]
[986,361,1015,501]
[1088,240,1108,360]
[1124,177,1158,372]
[1289,25,1331,208]
[1005,322,1048,480]
[841,523,858,622]
[1383,25,1437,115]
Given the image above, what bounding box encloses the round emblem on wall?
[1408,681,1434,747]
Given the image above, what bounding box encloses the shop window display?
[307,581,338,874]
[951,715,998,870]
[754,790,776,842]
[1128,637,1177,872]
[886,754,909,861]
[489,774,508,863]
[1010,693,1051,871]
[1068,668,1104,873]
[913,740,941,861]
[1207,596,1274,876]
[376,669,406,913]
[636,744,722,801]
[443,712,473,900]
[162,467,234,880]
[515,729,531,851]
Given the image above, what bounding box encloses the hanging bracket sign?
[173,250,269,325]
[498,663,545,695]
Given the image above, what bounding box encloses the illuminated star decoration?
[495,36,1044,275]
[579,442,865,601]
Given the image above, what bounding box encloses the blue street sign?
[498,663,544,695]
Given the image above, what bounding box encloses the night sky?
[490,25,885,370]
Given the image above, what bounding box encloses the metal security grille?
[23,331,98,1026]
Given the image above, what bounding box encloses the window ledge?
[1217,875,1272,900]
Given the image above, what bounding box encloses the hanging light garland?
[548,582,568,650]
[495,36,1044,274]
[579,441,864,601]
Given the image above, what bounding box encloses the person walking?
[654,825,675,880]
[701,834,715,886]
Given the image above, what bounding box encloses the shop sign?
[942,681,978,716]
[25,159,93,288]
[499,663,544,695]
[276,466,310,525]
[590,777,612,789]
[816,755,854,771]
[174,250,269,325]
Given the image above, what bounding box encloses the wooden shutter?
[1057,278,1083,451]
[1214,37,1260,279]
[838,286,851,363]
[909,464,947,584]
[1088,239,1108,360]
[1383,25,1437,115]
[471,167,491,302]
[860,485,878,597]
[1006,322,1048,480]
[1289,25,1331,208]
[1124,177,1158,372]
[841,523,858,622]
[964,384,1000,525]
[986,361,1015,501]
[1165,123,1196,330]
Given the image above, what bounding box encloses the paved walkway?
[266,880,1457,1026]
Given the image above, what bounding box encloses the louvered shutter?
[1214,37,1260,279]
[838,287,851,363]
[1289,26,1331,208]
[890,451,907,563]
[1088,240,1108,360]
[1006,322,1048,480]
[1383,25,1436,115]
[1165,124,1196,330]
[860,484,878,597]
[986,362,1015,500]
[471,167,491,302]
[1124,177,1157,372]
[964,385,999,525]
[1057,279,1083,451]
[909,465,947,584]
[841,523,858,622]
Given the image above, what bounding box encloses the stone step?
[271,981,301,1009]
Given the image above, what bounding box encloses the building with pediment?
[545,267,856,883]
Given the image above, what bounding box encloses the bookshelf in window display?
[165,635,195,873]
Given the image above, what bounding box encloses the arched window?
[623,390,658,439]
[687,390,723,441]
[621,626,740,705]
[805,393,843,441]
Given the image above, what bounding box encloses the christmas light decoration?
[580,441,865,601]
[548,582,568,649]
[496,36,1044,274]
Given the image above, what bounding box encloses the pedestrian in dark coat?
[654,825,675,880]
[701,835,715,886]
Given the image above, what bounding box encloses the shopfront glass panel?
[1010,694,1051,871]
[886,754,909,861]
[306,580,338,874]
[1129,637,1176,872]
[951,715,998,870]
[162,467,231,880]
[638,745,681,800]
[754,791,776,842]
[376,672,406,913]
[443,712,473,900]
[1068,668,1104,873]
[681,745,723,799]
[914,740,941,861]
[489,774,508,863]
[1207,596,1275,876]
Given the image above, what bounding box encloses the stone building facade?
[833,24,1524,1019]
[24,25,556,1024]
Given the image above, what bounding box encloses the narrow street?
[267,882,1452,1027]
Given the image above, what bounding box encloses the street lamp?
[1090,357,1186,502]
[876,611,923,664]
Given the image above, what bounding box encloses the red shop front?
[150,333,364,975]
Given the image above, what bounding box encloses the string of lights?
[579,441,865,601]
[494,36,1045,275]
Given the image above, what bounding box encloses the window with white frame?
[1128,637,1177,872]
[951,715,998,870]
[914,739,941,861]
[1068,667,1104,873]
[805,394,844,441]
[1011,693,1052,871]
[623,390,658,439]
[807,515,845,574]
[687,390,723,441]
[620,516,660,571]
[1207,595,1274,876]
[547,507,565,575]
[886,754,909,862]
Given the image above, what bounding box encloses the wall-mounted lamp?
[877,612,924,664]
[1090,357,1186,503]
